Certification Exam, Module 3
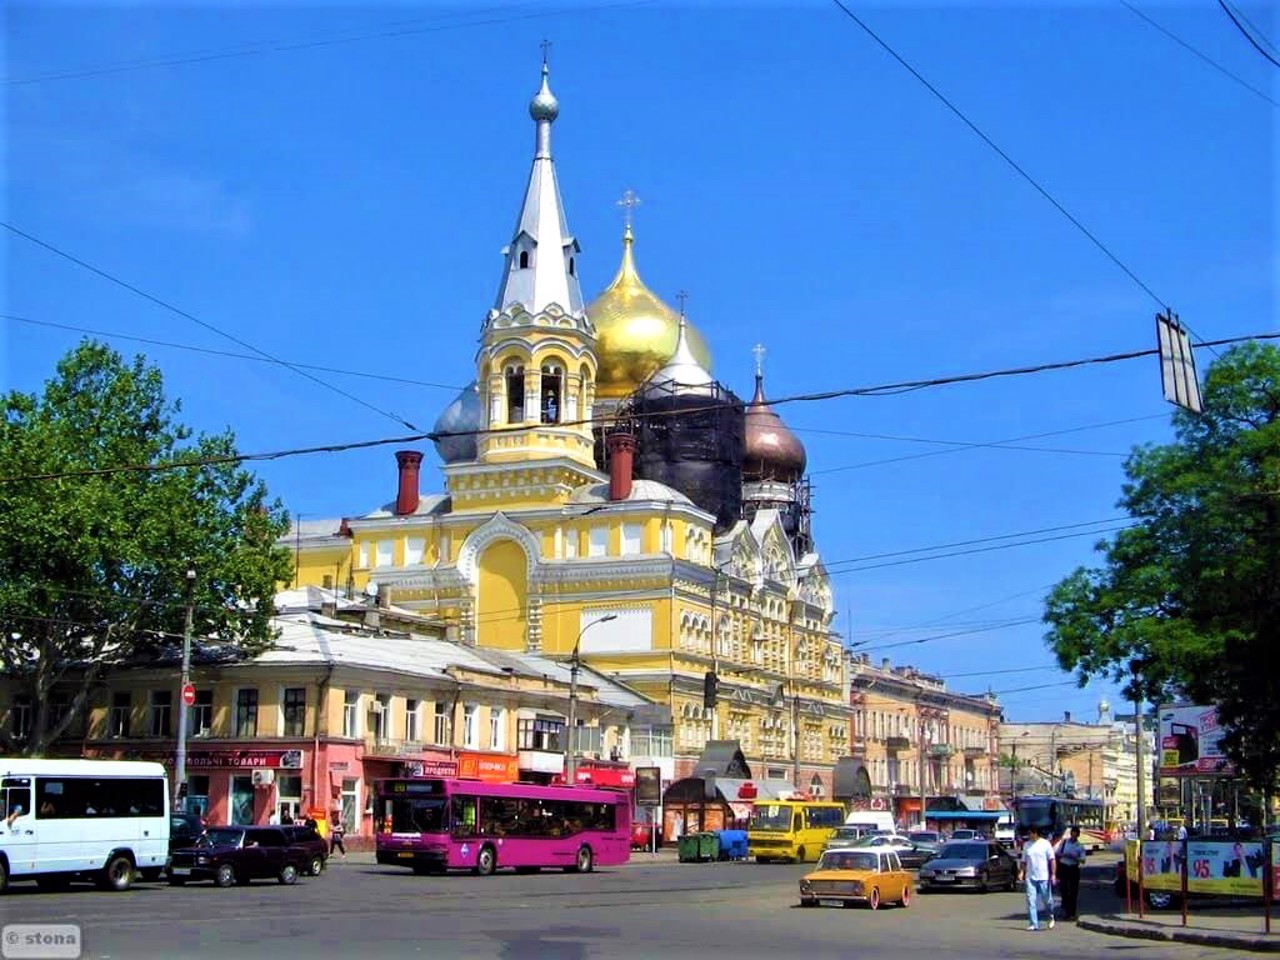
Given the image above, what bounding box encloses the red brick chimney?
[394,450,423,516]
[606,433,635,501]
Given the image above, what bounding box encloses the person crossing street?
[1019,824,1057,931]
[1054,826,1087,921]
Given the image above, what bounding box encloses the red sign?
[184,749,303,770]
[574,762,636,789]
[459,753,519,783]
[181,684,196,706]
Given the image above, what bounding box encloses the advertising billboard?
[1158,704,1234,777]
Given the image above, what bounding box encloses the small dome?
[529,63,559,122]
[587,227,712,399]
[642,316,717,398]
[743,371,806,481]
[432,381,482,464]
[567,478,693,506]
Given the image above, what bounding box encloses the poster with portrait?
[1185,840,1265,897]
[1158,704,1234,776]
[1139,840,1183,892]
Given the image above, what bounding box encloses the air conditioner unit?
[195,727,211,738]
[251,769,275,787]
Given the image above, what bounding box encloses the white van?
[0,759,170,893]
[844,810,896,834]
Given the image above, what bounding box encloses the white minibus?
[0,759,170,893]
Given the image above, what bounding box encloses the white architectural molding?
[455,512,542,585]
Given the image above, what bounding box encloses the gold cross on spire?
[616,188,641,230]
[540,38,552,65]
[753,343,767,377]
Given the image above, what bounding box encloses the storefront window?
[186,775,210,817]
[230,775,254,825]
[341,778,359,834]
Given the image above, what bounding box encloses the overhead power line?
[3,1,651,86]
[2,222,422,430]
[2,331,1275,484]
[5,314,464,393]
[1120,0,1278,107]
[827,0,1172,315]
[1217,0,1280,68]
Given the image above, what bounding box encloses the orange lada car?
[798,847,913,910]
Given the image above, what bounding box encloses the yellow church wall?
[476,539,529,650]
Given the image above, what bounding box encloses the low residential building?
[844,655,1003,828]
[0,588,660,845]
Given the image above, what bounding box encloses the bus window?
[451,796,477,838]
[2,777,31,825]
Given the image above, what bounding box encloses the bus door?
[1,776,35,874]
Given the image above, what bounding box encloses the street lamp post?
[174,568,196,811]
[565,614,618,784]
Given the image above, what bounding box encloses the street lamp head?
[185,569,196,581]
[599,614,618,624]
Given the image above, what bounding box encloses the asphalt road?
[0,856,1229,960]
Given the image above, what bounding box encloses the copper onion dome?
[743,369,806,481]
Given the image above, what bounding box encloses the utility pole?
[174,568,196,811]
[1134,696,1147,839]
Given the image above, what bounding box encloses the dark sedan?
[168,826,307,887]
[851,834,935,870]
[917,841,1019,892]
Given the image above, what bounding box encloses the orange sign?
[458,753,518,783]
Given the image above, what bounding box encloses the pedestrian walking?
[1054,826,1087,920]
[1019,824,1057,931]
[330,809,347,860]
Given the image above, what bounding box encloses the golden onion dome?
[587,227,713,399]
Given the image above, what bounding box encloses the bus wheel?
[574,846,594,874]
[475,845,497,877]
[0,858,7,894]
[100,854,134,892]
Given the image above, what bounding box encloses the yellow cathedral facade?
[290,62,850,798]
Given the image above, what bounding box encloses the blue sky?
[4,1,1276,724]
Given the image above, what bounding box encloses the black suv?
[170,812,206,852]
[168,826,307,887]
[282,824,328,876]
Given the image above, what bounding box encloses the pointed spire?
[644,300,716,396]
[490,58,584,320]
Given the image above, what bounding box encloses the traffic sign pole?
[174,569,196,811]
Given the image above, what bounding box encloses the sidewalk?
[1080,911,1280,953]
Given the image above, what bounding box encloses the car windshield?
[199,828,243,848]
[939,843,987,860]
[820,851,877,872]
[829,828,862,841]
[909,831,939,843]
[749,806,794,832]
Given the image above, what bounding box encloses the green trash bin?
[696,832,720,862]
[678,833,701,863]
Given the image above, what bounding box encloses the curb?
[1079,916,1280,953]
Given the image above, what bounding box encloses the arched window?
[505,364,525,423]
[518,250,530,269]
[540,363,563,424]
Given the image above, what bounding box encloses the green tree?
[0,340,293,755]
[1044,342,1280,799]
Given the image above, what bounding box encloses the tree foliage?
[0,341,293,755]
[1044,342,1280,796]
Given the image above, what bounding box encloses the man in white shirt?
[1019,825,1057,931]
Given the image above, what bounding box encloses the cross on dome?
[617,189,641,231]
[753,343,766,378]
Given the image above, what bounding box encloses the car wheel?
[307,856,324,877]
[0,858,7,894]
[868,887,881,910]
[900,884,911,908]
[475,845,496,877]
[573,846,594,874]
[278,864,299,886]
[100,854,134,892]
[214,863,237,888]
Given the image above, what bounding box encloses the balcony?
[885,736,911,751]
[364,738,423,757]
[928,744,954,758]
[963,746,986,759]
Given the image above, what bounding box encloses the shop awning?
[924,809,1004,822]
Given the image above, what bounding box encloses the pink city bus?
[374,778,631,875]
